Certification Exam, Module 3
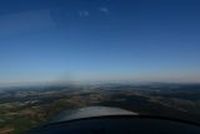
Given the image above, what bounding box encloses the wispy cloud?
[99,7,109,14]
[0,10,55,38]
[78,10,90,17]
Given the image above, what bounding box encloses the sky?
[0,0,200,85]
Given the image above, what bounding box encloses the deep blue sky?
[0,0,200,84]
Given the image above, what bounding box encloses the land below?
[0,83,200,134]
